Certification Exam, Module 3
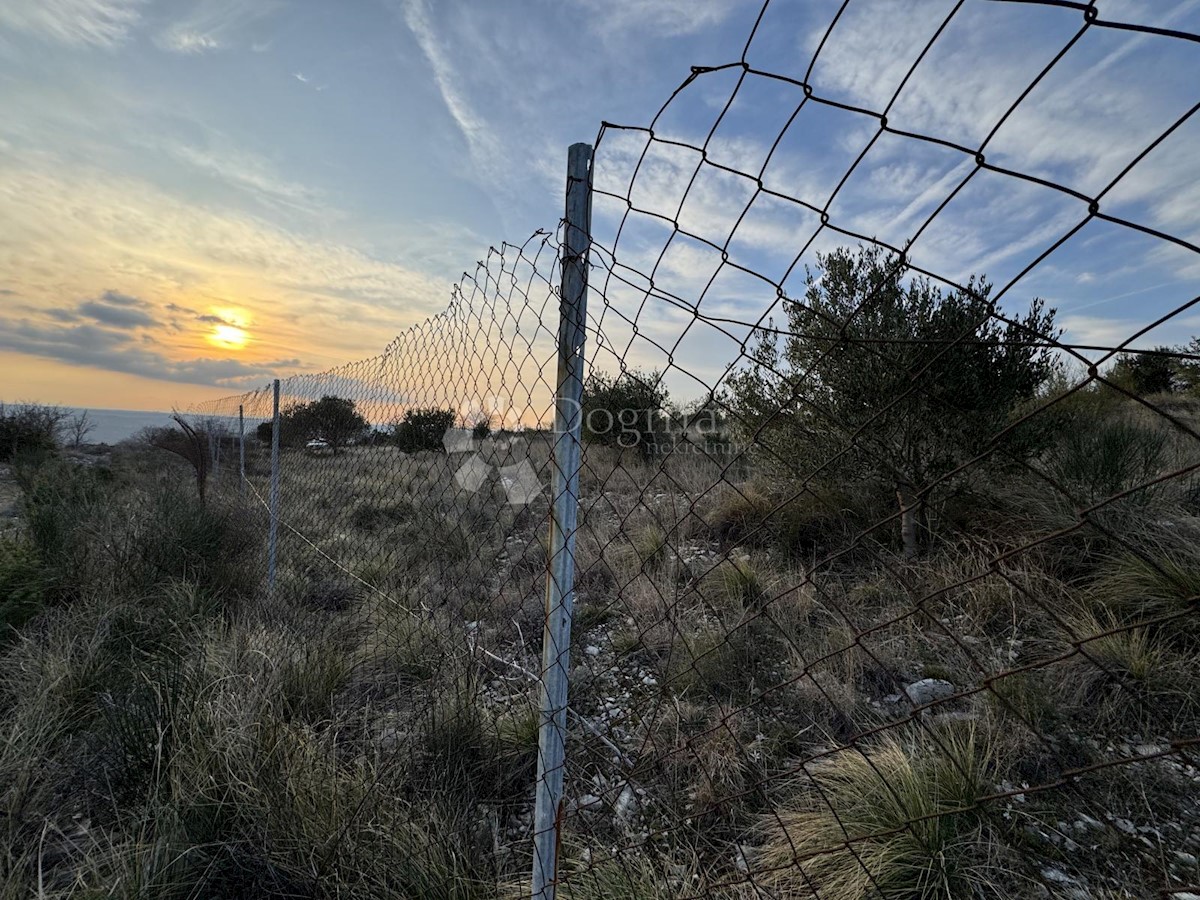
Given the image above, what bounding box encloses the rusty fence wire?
[186,2,1199,897]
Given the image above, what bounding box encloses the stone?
[904,678,956,706]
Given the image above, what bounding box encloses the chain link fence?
[182,3,1199,897]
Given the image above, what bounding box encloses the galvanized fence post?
[531,142,592,900]
[238,404,246,497]
[268,379,281,590]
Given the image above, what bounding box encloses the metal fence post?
[268,380,281,590]
[238,404,246,497]
[531,142,592,900]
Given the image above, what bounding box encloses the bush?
[582,368,672,461]
[392,407,456,453]
[1109,348,1178,396]
[0,402,64,463]
[725,244,1060,558]
[19,459,257,603]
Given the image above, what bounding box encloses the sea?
[64,407,178,445]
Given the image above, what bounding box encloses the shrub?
[392,407,456,453]
[283,394,370,454]
[135,485,260,598]
[0,402,64,463]
[1108,347,1178,396]
[756,726,996,900]
[19,459,256,603]
[582,368,672,461]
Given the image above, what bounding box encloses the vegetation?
[392,407,457,452]
[757,726,995,899]
[726,245,1061,557]
[0,402,65,463]
[1109,341,1200,396]
[255,395,371,453]
[581,368,672,461]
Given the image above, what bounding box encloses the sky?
[1,0,1198,412]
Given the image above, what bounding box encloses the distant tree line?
[1108,339,1200,396]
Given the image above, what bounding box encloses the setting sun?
[209,323,249,349]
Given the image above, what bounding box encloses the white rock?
[574,794,603,814]
[585,645,601,657]
[904,678,956,706]
[1112,817,1137,835]
[613,785,639,823]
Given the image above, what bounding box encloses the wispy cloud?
[163,140,323,213]
[0,0,144,48]
[399,0,500,178]
[568,0,751,38]
[154,0,281,55]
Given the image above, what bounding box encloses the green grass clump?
[715,555,767,608]
[756,726,997,900]
[1048,414,1168,507]
[665,615,778,700]
[1091,540,1200,645]
[631,523,670,568]
[0,537,45,642]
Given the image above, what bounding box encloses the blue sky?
[0,0,1197,409]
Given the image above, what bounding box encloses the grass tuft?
[756,725,998,900]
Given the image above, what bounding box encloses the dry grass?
[756,725,1001,900]
[3,394,1198,896]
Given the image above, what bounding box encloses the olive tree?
[726,245,1060,558]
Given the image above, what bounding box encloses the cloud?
[99,288,147,307]
[568,0,751,38]
[0,317,285,386]
[154,0,281,55]
[157,30,220,53]
[0,0,144,48]
[0,152,457,369]
[163,140,322,212]
[399,0,501,179]
[78,297,157,328]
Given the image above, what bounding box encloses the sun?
[209,323,249,349]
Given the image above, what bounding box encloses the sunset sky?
[1,0,1198,411]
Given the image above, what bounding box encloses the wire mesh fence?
[180,2,1199,897]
